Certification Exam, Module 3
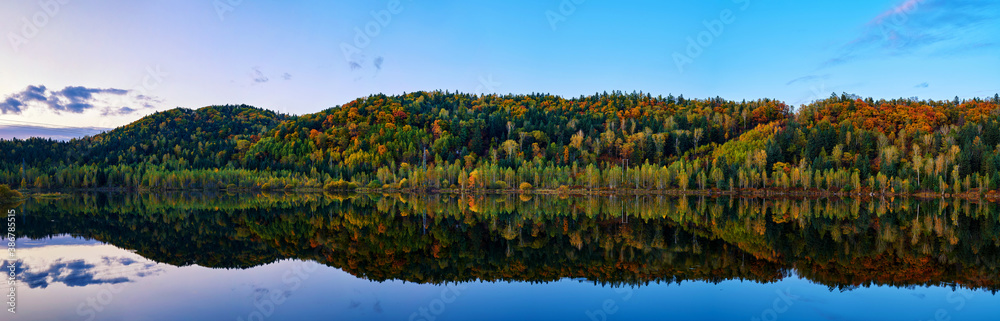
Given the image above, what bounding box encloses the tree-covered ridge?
[17,193,1000,291]
[3,92,1000,196]
[3,105,283,169]
[259,91,789,172]
[88,105,283,167]
[798,94,1000,134]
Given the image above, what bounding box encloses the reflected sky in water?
[10,236,995,321]
[6,193,1000,320]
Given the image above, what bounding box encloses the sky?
[0,0,998,139]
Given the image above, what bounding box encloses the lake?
[4,193,999,320]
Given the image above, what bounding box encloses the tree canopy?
[3,91,1000,196]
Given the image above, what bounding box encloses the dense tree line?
[3,92,1000,196]
[0,184,21,203]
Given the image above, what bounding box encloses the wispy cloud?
[786,74,831,86]
[825,0,999,66]
[869,0,924,25]
[787,0,998,88]
[347,55,386,81]
[101,106,138,116]
[0,124,109,141]
[56,86,129,113]
[914,82,929,88]
[251,67,269,83]
[789,82,867,106]
[0,85,44,114]
[0,85,151,115]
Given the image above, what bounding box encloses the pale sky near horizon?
[0,0,998,139]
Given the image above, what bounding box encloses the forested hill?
[3,91,1000,196]
[7,105,284,168]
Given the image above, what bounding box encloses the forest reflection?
[18,192,1000,292]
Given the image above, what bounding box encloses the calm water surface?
[4,193,999,320]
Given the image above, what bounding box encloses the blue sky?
[0,0,998,138]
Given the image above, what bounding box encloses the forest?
[3,91,1000,197]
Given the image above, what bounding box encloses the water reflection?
[8,193,1000,320]
[16,193,1000,290]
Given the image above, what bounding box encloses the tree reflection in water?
[18,192,1000,292]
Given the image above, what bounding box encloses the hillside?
[2,91,1000,196]
[2,105,282,168]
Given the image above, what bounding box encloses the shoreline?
[13,187,998,201]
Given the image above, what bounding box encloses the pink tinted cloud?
[869,0,925,25]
